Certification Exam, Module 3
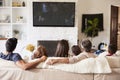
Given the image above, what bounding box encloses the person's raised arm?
[16,56,47,70]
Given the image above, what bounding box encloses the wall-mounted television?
[33,2,75,27]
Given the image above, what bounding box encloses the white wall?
[77,0,120,49]
[27,0,78,48]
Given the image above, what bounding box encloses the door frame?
[110,5,118,48]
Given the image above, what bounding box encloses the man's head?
[5,37,18,52]
[81,39,92,52]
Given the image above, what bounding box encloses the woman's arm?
[47,58,69,65]
[15,56,47,70]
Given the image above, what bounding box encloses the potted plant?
[84,18,99,40]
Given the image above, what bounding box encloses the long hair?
[55,39,69,57]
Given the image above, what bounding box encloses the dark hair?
[5,37,18,52]
[72,45,81,55]
[81,39,92,52]
[55,39,69,57]
[108,44,117,55]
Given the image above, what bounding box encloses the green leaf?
[83,18,99,37]
[88,20,93,25]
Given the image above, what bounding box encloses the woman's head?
[81,39,92,52]
[5,37,17,52]
[32,45,47,59]
[72,45,81,56]
[55,39,69,57]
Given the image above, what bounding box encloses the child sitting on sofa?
[32,45,47,59]
[70,45,81,56]
[107,44,117,56]
[99,44,117,57]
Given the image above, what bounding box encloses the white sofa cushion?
[0,59,17,68]
[0,56,113,73]
[116,50,120,56]
[106,56,120,68]
[39,57,111,73]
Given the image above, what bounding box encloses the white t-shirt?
[69,51,96,63]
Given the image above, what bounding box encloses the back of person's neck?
[4,51,12,55]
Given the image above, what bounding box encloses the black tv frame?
[33,2,75,27]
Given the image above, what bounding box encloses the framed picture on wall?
[81,13,104,32]
[0,0,3,6]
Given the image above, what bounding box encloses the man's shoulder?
[12,53,23,62]
[12,53,21,57]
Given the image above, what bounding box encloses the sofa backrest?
[106,56,120,68]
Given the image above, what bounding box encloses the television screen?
[33,2,75,27]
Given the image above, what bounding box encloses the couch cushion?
[40,57,111,73]
[106,56,120,68]
[116,50,120,56]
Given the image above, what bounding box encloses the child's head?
[72,45,81,56]
[108,44,117,55]
[32,45,47,59]
[55,39,69,57]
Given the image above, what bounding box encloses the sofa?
[0,66,119,80]
[0,55,120,80]
[94,68,120,80]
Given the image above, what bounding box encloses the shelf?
[0,23,11,25]
[0,7,11,9]
[0,0,28,40]
[12,23,27,25]
[12,7,27,9]
[0,38,7,40]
